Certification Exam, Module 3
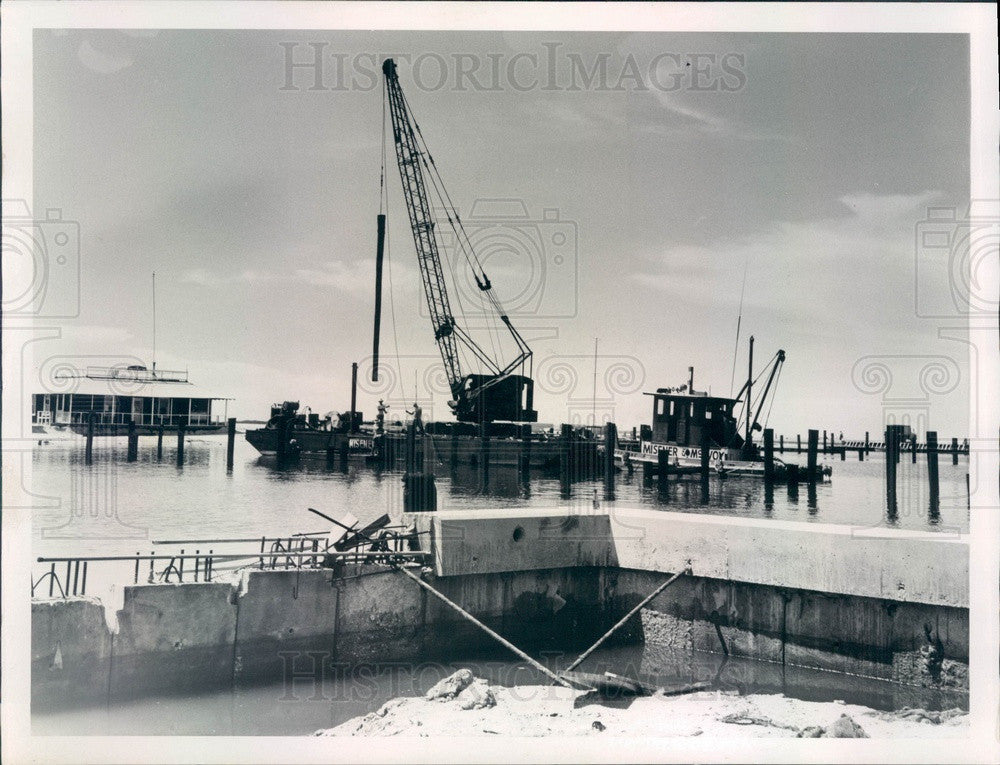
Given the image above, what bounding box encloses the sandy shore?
[316,673,968,739]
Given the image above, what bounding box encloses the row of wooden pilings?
[883,424,948,513]
[82,412,239,473]
[393,421,603,512]
[774,430,964,464]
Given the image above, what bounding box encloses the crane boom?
[383,59,463,389]
[381,58,536,423]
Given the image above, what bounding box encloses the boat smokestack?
[688,366,694,393]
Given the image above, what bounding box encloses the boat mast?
[592,337,598,427]
[152,272,157,376]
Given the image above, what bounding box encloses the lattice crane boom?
[383,58,464,391]
[380,58,536,423]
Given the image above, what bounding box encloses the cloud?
[628,190,945,335]
[180,258,411,295]
[292,259,378,293]
[76,39,134,75]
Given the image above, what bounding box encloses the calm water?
[31,432,968,562]
[30,433,969,733]
[32,642,968,736]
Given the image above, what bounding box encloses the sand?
[315,673,968,739]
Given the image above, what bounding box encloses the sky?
[30,29,972,436]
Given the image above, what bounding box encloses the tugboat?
[244,401,374,457]
[617,343,798,477]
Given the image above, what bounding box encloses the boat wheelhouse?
[32,365,231,434]
[618,351,788,475]
[645,388,746,456]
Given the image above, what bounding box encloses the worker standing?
[406,401,424,435]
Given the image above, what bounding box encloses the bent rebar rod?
[394,564,573,689]
[563,566,691,675]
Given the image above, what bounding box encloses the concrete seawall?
[426,508,968,688]
[32,507,968,709]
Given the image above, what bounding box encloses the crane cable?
[734,350,780,431]
[762,363,782,430]
[395,91,495,377]
[729,253,750,397]
[399,88,509,369]
[411,128,505,371]
[388,87,484,392]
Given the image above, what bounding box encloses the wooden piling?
[560,424,572,486]
[822,430,827,453]
[806,429,818,481]
[763,428,774,484]
[786,463,799,487]
[911,433,918,463]
[951,437,959,465]
[403,421,436,512]
[884,425,897,500]
[927,431,939,511]
[349,362,359,433]
[127,419,138,462]
[700,428,711,505]
[339,438,350,472]
[519,424,532,474]
[797,434,801,453]
[85,411,95,464]
[226,417,236,472]
[864,431,870,455]
[779,434,784,454]
[658,449,671,491]
[700,428,711,481]
[405,421,417,474]
[176,422,186,466]
[480,422,490,484]
[157,421,164,460]
[603,422,617,487]
[840,446,846,461]
[858,447,864,461]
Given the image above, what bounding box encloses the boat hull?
[615,440,765,475]
[245,428,374,456]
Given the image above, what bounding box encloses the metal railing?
[31,560,89,598]
[34,531,428,597]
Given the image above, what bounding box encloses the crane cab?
[453,374,537,424]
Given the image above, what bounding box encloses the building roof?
[38,378,231,400]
